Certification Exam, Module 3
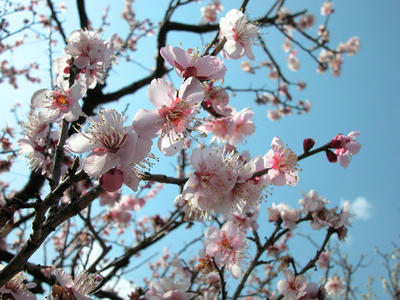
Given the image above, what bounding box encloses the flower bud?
[325,149,337,163]
[303,138,315,152]
[100,168,124,192]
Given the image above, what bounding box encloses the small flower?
[263,137,298,186]
[324,275,345,296]
[0,265,37,300]
[52,268,103,300]
[205,221,246,278]
[277,270,307,300]
[220,9,259,60]
[133,78,204,156]
[160,45,226,81]
[65,109,154,191]
[31,80,86,123]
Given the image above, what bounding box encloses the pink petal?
[158,132,184,156]
[84,151,117,177]
[39,107,62,123]
[55,268,74,288]
[69,82,87,101]
[178,77,204,106]
[147,79,175,108]
[132,108,163,139]
[74,56,90,69]
[65,133,96,153]
[31,89,51,107]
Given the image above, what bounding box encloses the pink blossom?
[54,268,103,300]
[202,83,232,116]
[317,251,330,269]
[264,137,298,186]
[205,221,246,278]
[0,266,36,300]
[229,108,255,145]
[146,277,190,300]
[269,203,300,230]
[182,147,236,217]
[133,78,204,156]
[203,108,255,145]
[160,45,226,81]
[200,1,223,23]
[59,30,115,89]
[277,270,307,300]
[220,9,259,60]
[337,37,361,56]
[65,109,153,191]
[240,61,255,73]
[298,189,329,214]
[287,50,300,71]
[331,131,361,168]
[324,275,345,296]
[31,80,86,122]
[298,14,315,30]
[321,2,334,16]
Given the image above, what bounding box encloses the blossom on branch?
[133,77,204,156]
[204,221,246,278]
[31,79,86,123]
[220,9,259,60]
[65,109,154,191]
[160,45,226,81]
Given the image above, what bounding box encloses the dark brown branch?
[46,0,67,44]
[76,0,89,29]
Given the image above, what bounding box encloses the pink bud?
[325,149,337,163]
[100,168,124,192]
[303,138,315,152]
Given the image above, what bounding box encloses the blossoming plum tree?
[0,0,368,299]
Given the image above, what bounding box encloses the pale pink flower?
[54,268,103,300]
[324,275,345,296]
[317,251,330,269]
[203,83,232,116]
[267,110,281,121]
[240,61,255,73]
[321,2,334,16]
[182,147,236,217]
[200,1,223,23]
[298,189,329,214]
[318,25,330,43]
[203,116,235,144]
[0,266,36,300]
[337,37,360,56]
[228,108,255,145]
[146,277,190,300]
[332,131,361,168]
[270,203,300,230]
[62,30,115,88]
[298,14,315,30]
[277,270,307,300]
[283,37,292,52]
[225,153,267,213]
[65,109,153,191]
[205,221,246,278]
[287,50,300,71]
[220,9,259,60]
[133,78,204,156]
[160,45,226,81]
[264,137,298,186]
[31,80,86,122]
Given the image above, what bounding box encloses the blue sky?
[2,0,399,298]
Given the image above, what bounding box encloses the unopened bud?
[325,149,337,163]
[303,138,315,152]
[100,168,124,192]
